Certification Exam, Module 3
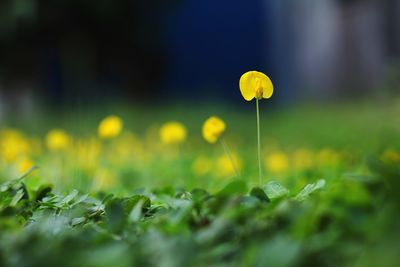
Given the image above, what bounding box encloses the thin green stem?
[176,144,185,187]
[220,138,239,177]
[256,99,262,185]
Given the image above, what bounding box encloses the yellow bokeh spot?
[46,129,70,151]
[191,156,212,176]
[265,152,289,174]
[202,116,226,144]
[317,148,340,167]
[2,146,20,162]
[380,149,400,164]
[0,129,30,162]
[74,138,102,173]
[98,115,123,139]
[216,154,241,178]
[159,121,187,145]
[293,148,314,171]
[114,132,144,160]
[239,71,273,101]
[18,158,35,174]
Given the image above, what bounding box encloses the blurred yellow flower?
[191,156,212,176]
[159,121,187,145]
[74,138,102,173]
[317,148,340,167]
[98,115,123,139]
[202,116,226,144]
[239,71,273,101]
[18,158,35,174]
[114,132,144,160]
[293,148,314,170]
[216,154,241,177]
[94,169,117,190]
[380,149,400,164]
[265,152,289,174]
[1,129,30,162]
[2,145,20,162]
[29,138,43,156]
[46,129,70,151]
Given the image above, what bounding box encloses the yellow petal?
[265,152,289,174]
[202,116,226,144]
[260,74,274,99]
[239,71,274,101]
[98,115,123,139]
[159,121,187,145]
[239,71,257,101]
[46,129,70,151]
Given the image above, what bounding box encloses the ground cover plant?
[0,83,400,266]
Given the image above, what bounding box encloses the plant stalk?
[220,138,239,177]
[256,98,262,185]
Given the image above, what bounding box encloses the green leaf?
[191,188,210,203]
[105,199,126,233]
[16,165,38,181]
[250,187,270,203]
[295,179,326,201]
[10,189,25,206]
[35,184,53,201]
[342,173,379,183]
[256,236,301,267]
[101,193,115,204]
[217,179,247,196]
[122,195,151,215]
[71,194,88,207]
[71,217,86,226]
[62,189,79,204]
[128,199,145,222]
[168,199,192,225]
[263,181,289,199]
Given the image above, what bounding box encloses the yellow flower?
[159,121,187,145]
[239,71,273,101]
[46,129,70,151]
[98,115,123,139]
[18,158,35,174]
[216,154,241,178]
[293,148,314,171]
[0,129,31,162]
[202,116,226,144]
[316,148,340,167]
[114,132,144,160]
[265,152,289,174]
[2,146,18,162]
[380,149,400,164]
[74,138,102,173]
[191,156,212,176]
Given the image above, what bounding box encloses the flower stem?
[220,138,239,177]
[256,98,262,185]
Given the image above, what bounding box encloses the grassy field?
[1,100,400,267]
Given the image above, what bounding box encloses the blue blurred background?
[0,0,399,115]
